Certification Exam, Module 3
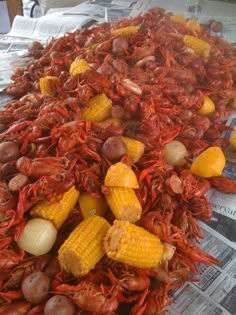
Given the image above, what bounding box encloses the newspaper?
[0,0,135,54]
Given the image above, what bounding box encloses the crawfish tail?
[209,175,236,193]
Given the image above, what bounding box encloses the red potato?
[0,141,20,163]
[44,295,75,315]
[22,271,50,304]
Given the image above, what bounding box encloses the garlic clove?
[17,218,57,256]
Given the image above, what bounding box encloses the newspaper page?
[0,0,135,54]
[166,222,236,315]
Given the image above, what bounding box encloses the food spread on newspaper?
[0,1,236,314]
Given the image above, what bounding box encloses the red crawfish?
[17,172,75,217]
[140,211,218,268]
[0,236,25,272]
[15,156,70,178]
[108,267,151,303]
[0,182,17,212]
[209,175,236,193]
[130,284,175,315]
[0,301,31,314]
[179,169,211,200]
[55,281,119,314]
[51,120,91,153]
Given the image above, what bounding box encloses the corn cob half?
[39,76,60,95]
[105,187,142,223]
[58,215,111,277]
[119,136,145,163]
[111,26,139,36]
[30,186,80,229]
[69,59,91,76]
[104,220,164,268]
[104,162,139,189]
[81,93,112,122]
[183,35,211,58]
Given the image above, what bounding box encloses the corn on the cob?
[185,19,201,32]
[79,192,107,218]
[183,35,211,58]
[30,186,79,229]
[198,95,215,116]
[69,59,91,76]
[119,136,145,163]
[105,187,142,223]
[81,93,112,122]
[39,76,60,95]
[104,220,164,268]
[104,162,139,189]
[170,15,186,24]
[58,215,111,277]
[111,26,139,36]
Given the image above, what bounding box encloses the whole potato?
[44,295,75,315]
[0,141,20,163]
[22,271,50,304]
[101,137,127,161]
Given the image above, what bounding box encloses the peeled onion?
[163,140,188,167]
[17,218,57,256]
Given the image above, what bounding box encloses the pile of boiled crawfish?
[1,7,236,315]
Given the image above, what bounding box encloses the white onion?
[17,218,57,256]
[163,140,188,167]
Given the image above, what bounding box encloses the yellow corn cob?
[39,76,60,95]
[30,186,79,229]
[69,59,91,76]
[119,136,145,163]
[111,26,139,36]
[104,162,139,189]
[105,187,142,223]
[58,215,111,277]
[79,192,107,218]
[81,93,112,122]
[183,35,211,58]
[170,15,186,25]
[104,220,164,268]
[185,19,201,32]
